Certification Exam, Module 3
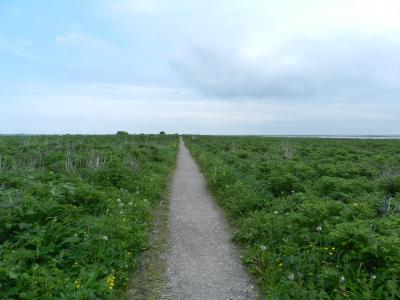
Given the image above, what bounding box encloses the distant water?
[265,135,400,140]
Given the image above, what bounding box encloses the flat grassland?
[0,134,178,299]
[184,136,400,299]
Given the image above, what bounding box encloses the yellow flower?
[278,262,283,267]
[107,275,116,290]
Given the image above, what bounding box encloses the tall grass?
[0,134,178,299]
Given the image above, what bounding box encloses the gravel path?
[161,139,256,300]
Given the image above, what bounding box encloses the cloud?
[56,31,114,53]
[0,35,38,60]
[2,0,400,134]
[101,0,163,14]
[2,85,399,135]
[98,0,400,103]
[171,34,400,101]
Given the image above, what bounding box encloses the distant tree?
[159,131,166,135]
[116,131,129,136]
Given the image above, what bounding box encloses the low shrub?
[184,135,400,299]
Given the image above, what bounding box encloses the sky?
[1,0,399,135]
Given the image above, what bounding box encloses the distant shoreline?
[1,134,400,140]
[263,135,400,139]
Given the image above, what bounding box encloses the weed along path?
[161,139,256,300]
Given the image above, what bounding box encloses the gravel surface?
[161,139,256,300]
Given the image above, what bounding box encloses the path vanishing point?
[161,139,256,300]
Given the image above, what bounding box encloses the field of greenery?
[0,134,178,299]
[184,136,400,299]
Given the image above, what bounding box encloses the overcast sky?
[1,0,399,135]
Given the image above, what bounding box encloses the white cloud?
[102,0,163,14]
[2,83,399,135]
[56,31,114,52]
[3,0,400,134]
[0,35,38,60]
[97,0,400,101]
[172,34,400,100]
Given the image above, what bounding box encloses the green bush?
[381,175,400,196]
[184,135,400,299]
[0,135,178,299]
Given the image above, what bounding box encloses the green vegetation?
[184,136,400,299]
[0,134,178,299]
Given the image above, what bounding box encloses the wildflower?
[329,252,333,256]
[102,235,109,241]
[340,276,345,283]
[116,199,121,203]
[74,233,78,237]
[278,262,283,267]
[128,201,133,206]
[260,245,267,251]
[127,251,132,256]
[106,275,115,290]
[371,275,376,280]
[75,279,80,289]
[273,211,279,215]
[316,226,322,232]
[288,273,295,281]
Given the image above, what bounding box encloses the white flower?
[340,276,345,283]
[116,199,121,203]
[316,226,322,232]
[288,273,295,281]
[260,245,267,251]
[273,211,279,215]
[102,235,108,241]
[371,275,376,280]
[128,201,133,206]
